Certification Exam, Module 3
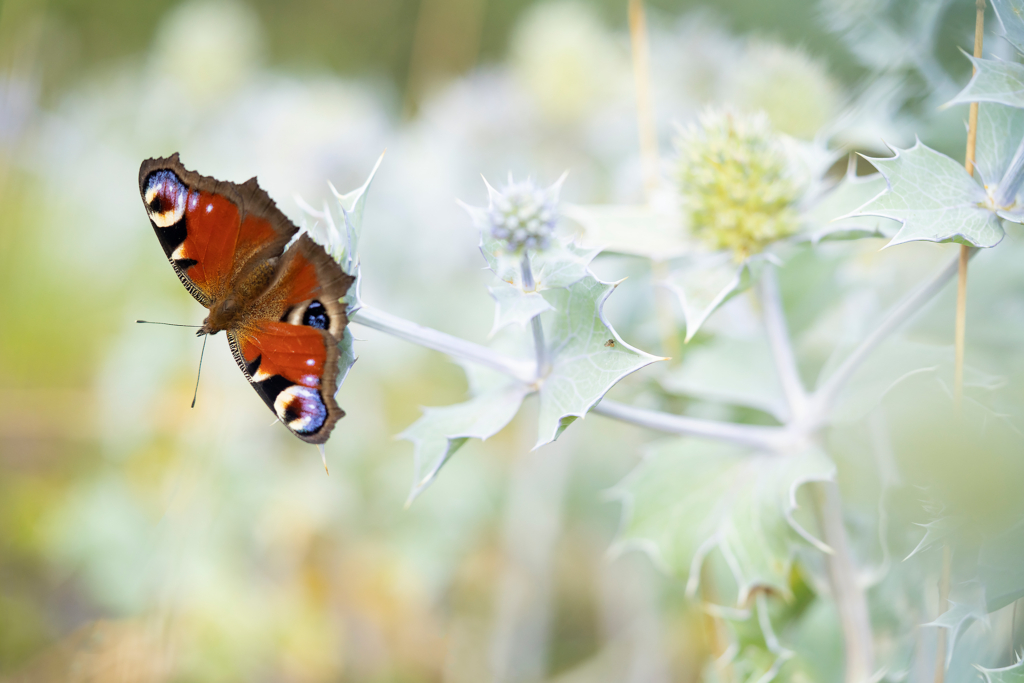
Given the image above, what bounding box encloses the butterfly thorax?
[200,260,277,335]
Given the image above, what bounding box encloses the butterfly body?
[139,154,354,444]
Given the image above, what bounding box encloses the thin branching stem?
[350,305,536,384]
[520,253,550,379]
[809,253,964,421]
[591,400,786,451]
[759,264,808,421]
[350,303,787,449]
[813,481,875,681]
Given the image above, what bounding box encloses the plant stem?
[628,0,659,196]
[351,304,778,448]
[814,481,875,682]
[759,265,808,422]
[591,399,786,451]
[520,253,550,379]
[349,304,536,384]
[810,253,964,420]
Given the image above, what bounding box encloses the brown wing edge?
[227,328,346,445]
[288,234,357,340]
[138,153,300,259]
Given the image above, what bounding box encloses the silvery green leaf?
[904,515,962,561]
[801,166,899,243]
[993,0,1024,54]
[978,658,1024,683]
[534,274,662,449]
[926,582,988,669]
[563,203,691,260]
[400,380,530,503]
[854,141,1004,248]
[661,334,789,422]
[976,103,1024,186]
[335,326,357,392]
[823,340,953,425]
[610,439,835,604]
[329,151,385,274]
[977,519,1024,611]
[532,241,601,289]
[664,253,764,342]
[946,54,1024,110]
[488,279,553,334]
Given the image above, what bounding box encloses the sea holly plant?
[289,7,1024,679]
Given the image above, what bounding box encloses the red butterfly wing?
[228,235,354,443]
[138,154,296,305]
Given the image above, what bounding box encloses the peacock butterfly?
[139,154,355,444]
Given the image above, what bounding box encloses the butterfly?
[139,154,355,444]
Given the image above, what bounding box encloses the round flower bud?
[675,108,802,259]
[487,178,559,254]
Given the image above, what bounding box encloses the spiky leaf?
[801,169,899,242]
[993,0,1024,54]
[661,334,790,422]
[488,280,553,334]
[534,274,662,448]
[976,103,1024,187]
[610,439,834,604]
[978,658,1024,682]
[855,142,1004,248]
[664,254,765,342]
[947,54,1024,110]
[400,379,530,502]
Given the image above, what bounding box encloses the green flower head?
[675,108,802,259]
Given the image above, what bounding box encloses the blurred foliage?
[0,0,1017,681]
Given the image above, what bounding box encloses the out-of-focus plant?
[8,0,1024,681]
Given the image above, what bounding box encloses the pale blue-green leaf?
[329,151,385,274]
[946,55,1024,110]
[664,253,764,342]
[532,241,601,289]
[400,380,530,503]
[661,334,789,422]
[904,515,962,561]
[823,340,953,424]
[993,0,1024,54]
[335,326,357,392]
[977,519,1024,611]
[855,141,1004,248]
[978,657,1024,683]
[610,439,835,604]
[926,581,988,669]
[801,168,899,243]
[488,279,553,335]
[534,274,662,449]
[976,103,1024,187]
[562,203,691,260]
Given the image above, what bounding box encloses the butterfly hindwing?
[227,235,355,443]
[138,153,298,305]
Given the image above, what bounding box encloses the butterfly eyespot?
[302,300,330,330]
[274,385,327,435]
[144,170,187,228]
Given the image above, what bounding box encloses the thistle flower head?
[676,108,802,259]
[486,176,561,254]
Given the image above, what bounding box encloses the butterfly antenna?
[137,320,203,328]
[318,444,329,475]
[191,334,207,409]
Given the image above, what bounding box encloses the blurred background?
[0,0,994,681]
